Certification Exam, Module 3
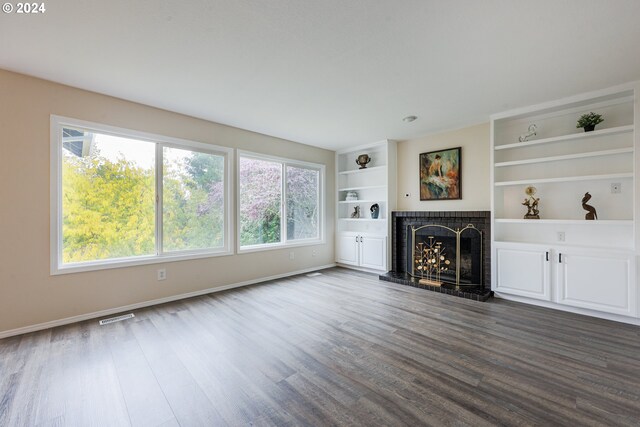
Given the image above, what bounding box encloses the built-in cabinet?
[335,140,396,272]
[494,242,637,317]
[491,82,640,323]
[337,232,387,270]
[494,242,551,301]
[556,248,636,317]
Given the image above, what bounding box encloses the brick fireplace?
[379,211,493,301]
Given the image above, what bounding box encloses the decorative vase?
[370,203,379,219]
[583,124,596,132]
[355,154,371,169]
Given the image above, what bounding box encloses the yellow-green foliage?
[62,150,225,263]
[62,155,156,262]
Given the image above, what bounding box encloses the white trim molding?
[494,292,640,326]
[236,150,326,253]
[50,115,234,275]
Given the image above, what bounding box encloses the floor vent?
[306,272,323,277]
[99,313,135,326]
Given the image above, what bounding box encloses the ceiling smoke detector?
[403,115,418,123]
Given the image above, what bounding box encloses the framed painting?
[419,147,461,200]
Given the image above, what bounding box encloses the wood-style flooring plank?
[128,318,226,426]
[1,267,640,426]
[108,321,177,427]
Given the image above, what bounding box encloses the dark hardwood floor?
[1,267,640,426]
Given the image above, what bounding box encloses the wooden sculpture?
[582,192,597,220]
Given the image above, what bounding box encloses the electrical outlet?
[312,249,317,257]
[157,269,166,281]
[611,182,622,194]
[557,232,565,242]
[289,251,295,260]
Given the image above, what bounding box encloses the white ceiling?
[2,0,640,150]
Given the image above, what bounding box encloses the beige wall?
[396,123,490,211]
[0,70,335,334]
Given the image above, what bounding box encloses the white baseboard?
[0,264,336,339]
[335,263,386,274]
[494,292,640,326]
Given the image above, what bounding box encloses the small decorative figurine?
[355,154,371,169]
[345,191,358,201]
[582,192,597,220]
[522,186,540,219]
[519,124,538,142]
[350,206,361,218]
[370,203,379,219]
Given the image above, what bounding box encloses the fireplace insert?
[379,211,492,301]
[407,224,482,287]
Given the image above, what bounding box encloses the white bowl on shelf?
[345,191,358,201]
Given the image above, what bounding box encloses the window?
[238,157,282,246]
[238,152,323,251]
[51,116,232,274]
[60,129,157,263]
[162,146,226,252]
[286,165,320,241]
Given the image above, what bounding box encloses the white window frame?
[237,150,325,253]
[50,115,234,275]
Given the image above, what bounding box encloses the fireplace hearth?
[379,211,493,302]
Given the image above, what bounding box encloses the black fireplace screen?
[407,224,482,287]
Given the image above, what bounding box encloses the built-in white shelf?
[338,199,382,204]
[336,140,396,272]
[338,165,386,175]
[339,218,387,222]
[338,185,387,191]
[494,125,634,151]
[493,240,634,252]
[491,83,638,322]
[494,148,634,168]
[494,172,633,187]
[495,219,633,225]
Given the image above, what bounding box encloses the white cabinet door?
[337,233,359,266]
[556,249,636,316]
[359,236,387,271]
[494,243,551,301]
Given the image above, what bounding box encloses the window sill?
[51,249,233,275]
[237,239,325,254]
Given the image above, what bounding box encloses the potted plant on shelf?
[576,112,604,132]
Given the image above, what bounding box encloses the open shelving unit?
[338,165,387,175]
[490,81,640,322]
[336,141,395,229]
[337,185,387,191]
[494,219,633,225]
[495,173,634,187]
[494,124,633,151]
[494,147,633,168]
[335,140,396,271]
[492,85,637,248]
[338,199,379,204]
